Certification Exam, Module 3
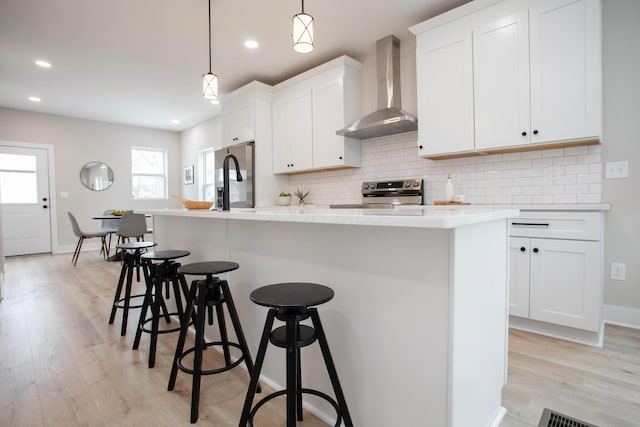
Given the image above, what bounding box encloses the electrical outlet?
[605,161,629,179]
[611,262,626,281]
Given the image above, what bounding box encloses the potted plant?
[277,192,292,206]
[294,188,310,205]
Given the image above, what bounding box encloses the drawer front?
[509,211,601,240]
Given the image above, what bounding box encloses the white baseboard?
[604,304,640,329]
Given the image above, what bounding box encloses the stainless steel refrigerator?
[214,141,254,208]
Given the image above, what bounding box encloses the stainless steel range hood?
[337,35,417,140]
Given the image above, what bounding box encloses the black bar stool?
[108,241,157,336]
[133,249,191,368]
[239,282,353,427]
[168,261,259,423]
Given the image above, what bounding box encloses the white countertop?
[141,205,520,229]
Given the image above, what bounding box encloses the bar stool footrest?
[113,293,146,310]
[139,312,189,334]
[248,388,343,427]
[176,341,245,375]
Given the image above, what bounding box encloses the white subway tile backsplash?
[288,136,603,206]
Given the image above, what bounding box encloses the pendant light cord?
[301,0,305,13]
[208,0,212,73]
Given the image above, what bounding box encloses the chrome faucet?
[222,154,243,211]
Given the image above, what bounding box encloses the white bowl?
[276,196,291,206]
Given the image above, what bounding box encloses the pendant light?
[202,0,218,100]
[292,0,314,53]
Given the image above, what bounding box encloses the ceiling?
[0,0,469,131]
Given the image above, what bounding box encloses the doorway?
[0,144,52,256]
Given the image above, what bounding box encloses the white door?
[0,145,52,256]
[529,238,601,331]
[529,0,602,143]
[509,237,531,318]
[416,28,474,156]
[474,11,531,150]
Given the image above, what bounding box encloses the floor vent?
[538,408,599,427]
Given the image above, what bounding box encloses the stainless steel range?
[330,178,424,208]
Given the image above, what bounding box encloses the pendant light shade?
[202,0,218,100]
[202,72,218,100]
[292,0,314,53]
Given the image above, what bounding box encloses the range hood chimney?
[337,35,417,140]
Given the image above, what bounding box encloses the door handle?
[42,205,48,209]
[42,197,48,202]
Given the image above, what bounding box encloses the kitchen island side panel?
[227,220,452,427]
[449,220,509,427]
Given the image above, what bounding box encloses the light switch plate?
[605,161,629,179]
[611,262,626,281]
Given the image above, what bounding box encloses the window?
[201,148,216,201]
[131,147,167,199]
[0,153,38,204]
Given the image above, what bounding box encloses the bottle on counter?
[445,175,454,202]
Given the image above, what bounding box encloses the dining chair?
[101,209,120,257]
[68,212,109,266]
[117,211,149,243]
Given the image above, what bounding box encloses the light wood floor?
[1,252,639,427]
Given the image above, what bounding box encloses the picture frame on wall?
[183,165,194,185]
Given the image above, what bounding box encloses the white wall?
[0,107,183,251]
[180,115,222,201]
[601,0,640,319]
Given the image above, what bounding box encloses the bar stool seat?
[239,282,353,427]
[168,261,259,423]
[108,241,157,336]
[133,249,191,368]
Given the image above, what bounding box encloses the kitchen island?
[142,205,519,427]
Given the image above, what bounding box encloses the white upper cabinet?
[473,11,531,150]
[411,0,602,158]
[529,0,602,144]
[272,56,362,174]
[221,86,260,147]
[416,28,474,156]
[272,87,313,174]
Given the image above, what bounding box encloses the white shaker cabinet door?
[312,79,345,169]
[529,0,602,144]
[474,11,531,150]
[272,89,313,174]
[416,29,474,156]
[529,238,601,332]
[509,237,531,318]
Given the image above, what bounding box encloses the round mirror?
[80,162,114,191]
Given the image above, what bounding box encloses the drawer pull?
[512,222,550,227]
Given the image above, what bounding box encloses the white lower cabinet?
[509,211,603,337]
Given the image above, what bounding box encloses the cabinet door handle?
[339,156,343,160]
[521,131,527,136]
[512,222,550,227]
[533,248,539,253]
[419,145,423,149]
[533,130,539,135]
[520,247,526,252]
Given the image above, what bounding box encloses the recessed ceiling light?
[28,96,41,102]
[171,119,180,124]
[35,60,51,68]
[244,40,259,49]
[210,99,220,105]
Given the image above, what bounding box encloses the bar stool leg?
[285,316,298,427]
[191,280,208,423]
[121,254,135,336]
[239,309,276,427]
[219,280,261,392]
[297,346,303,421]
[133,262,154,350]
[168,278,198,391]
[309,309,354,427]
[109,257,128,325]
[213,284,232,366]
[148,272,162,368]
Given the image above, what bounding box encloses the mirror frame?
[80,161,114,191]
